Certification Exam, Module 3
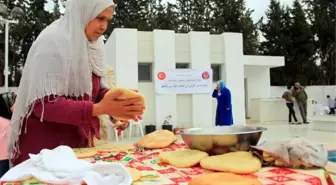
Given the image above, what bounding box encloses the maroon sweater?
[12,74,109,166]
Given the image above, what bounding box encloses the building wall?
[106,29,249,127]
[244,66,271,117]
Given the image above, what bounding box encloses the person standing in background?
[326,95,335,115]
[292,82,309,124]
[0,92,16,177]
[282,85,300,124]
[212,80,233,126]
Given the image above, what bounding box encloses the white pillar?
[105,28,138,89]
[189,31,213,128]
[153,30,177,129]
[221,33,245,125]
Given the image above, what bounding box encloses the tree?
[287,0,317,86]
[151,0,179,30]
[2,0,53,86]
[175,0,193,33]
[105,0,152,40]
[206,0,260,54]
[303,0,335,85]
[240,9,260,55]
[259,0,291,85]
[52,0,61,21]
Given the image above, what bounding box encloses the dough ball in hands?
[105,87,145,120]
[200,151,262,174]
[188,173,262,185]
[137,130,177,149]
[158,150,209,168]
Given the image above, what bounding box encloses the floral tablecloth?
[0,142,332,185]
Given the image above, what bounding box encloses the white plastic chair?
[101,115,124,144]
[114,127,124,144]
[128,119,144,140]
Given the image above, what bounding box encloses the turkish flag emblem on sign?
[157,72,167,80]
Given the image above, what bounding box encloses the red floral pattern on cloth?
[0,142,330,185]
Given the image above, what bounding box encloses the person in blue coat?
[212,80,233,126]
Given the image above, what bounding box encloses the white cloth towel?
[0,146,132,185]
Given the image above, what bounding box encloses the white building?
[105,29,284,129]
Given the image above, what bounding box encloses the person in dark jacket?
[292,82,309,124]
[0,91,16,178]
[212,80,233,126]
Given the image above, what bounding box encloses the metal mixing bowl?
[178,126,266,155]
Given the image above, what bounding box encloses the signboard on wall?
[154,69,213,94]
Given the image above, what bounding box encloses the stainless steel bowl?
[178,126,266,155]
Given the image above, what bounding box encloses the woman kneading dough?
[8,0,145,166]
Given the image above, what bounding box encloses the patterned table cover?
[0,142,330,185]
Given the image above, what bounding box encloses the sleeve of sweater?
[95,88,110,103]
[32,96,94,127]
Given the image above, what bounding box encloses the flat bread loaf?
[200,151,262,174]
[105,88,145,121]
[127,167,141,182]
[94,143,134,152]
[158,150,209,168]
[73,148,98,158]
[137,130,177,149]
[188,173,262,185]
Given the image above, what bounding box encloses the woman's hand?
[93,90,145,121]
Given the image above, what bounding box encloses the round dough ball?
[210,147,229,155]
[212,135,238,146]
[191,135,213,152]
[105,88,145,120]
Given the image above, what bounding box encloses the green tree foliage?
[175,0,260,54]
[0,0,52,86]
[259,0,292,85]
[287,0,317,86]
[303,0,335,85]
[151,0,179,30]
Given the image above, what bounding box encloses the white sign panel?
[154,69,213,94]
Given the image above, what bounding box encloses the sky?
[45,0,294,23]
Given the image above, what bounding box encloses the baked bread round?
[127,167,141,182]
[188,172,262,185]
[72,148,98,158]
[137,130,177,149]
[200,151,262,174]
[94,143,134,153]
[158,150,209,168]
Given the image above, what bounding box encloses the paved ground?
[251,122,336,144]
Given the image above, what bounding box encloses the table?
[0,142,332,185]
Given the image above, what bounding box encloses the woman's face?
[85,7,114,41]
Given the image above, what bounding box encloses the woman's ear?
[10,104,15,112]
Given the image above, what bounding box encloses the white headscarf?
[8,0,114,160]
